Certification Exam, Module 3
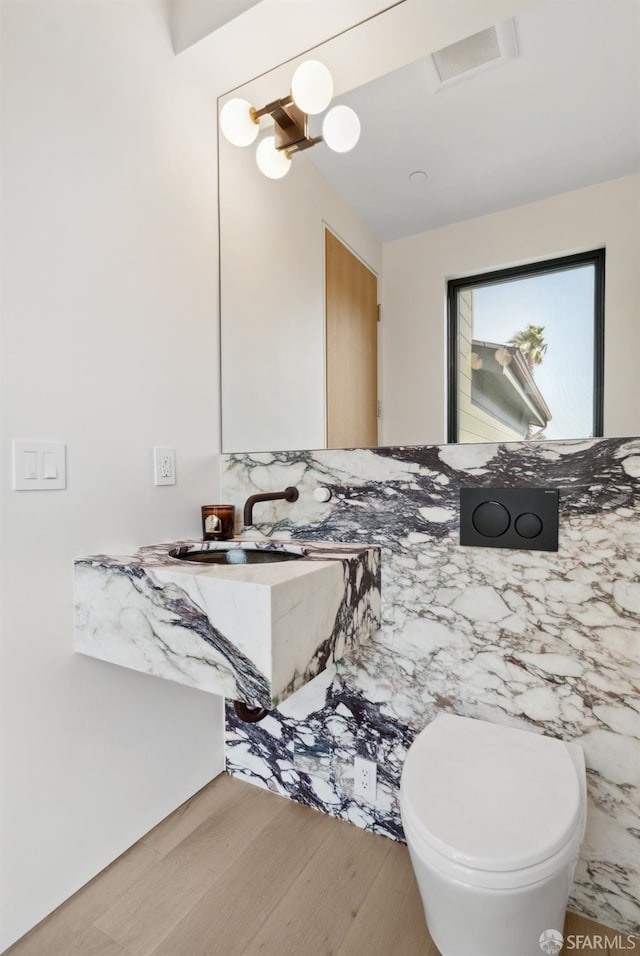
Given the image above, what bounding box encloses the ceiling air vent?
[426,19,519,91]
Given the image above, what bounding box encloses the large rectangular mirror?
[219,0,640,453]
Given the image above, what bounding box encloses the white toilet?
[400,714,586,956]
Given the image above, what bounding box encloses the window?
[447,249,605,444]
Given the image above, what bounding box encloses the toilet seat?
[400,714,585,890]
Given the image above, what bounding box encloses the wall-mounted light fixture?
[219,60,361,179]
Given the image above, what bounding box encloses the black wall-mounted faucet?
[243,486,299,527]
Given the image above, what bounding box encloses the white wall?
[220,134,382,452]
[0,1,225,948]
[381,173,640,445]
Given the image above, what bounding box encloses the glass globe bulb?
[256,137,291,179]
[322,105,361,153]
[291,60,333,115]
[219,98,259,147]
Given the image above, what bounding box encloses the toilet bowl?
[400,714,586,956]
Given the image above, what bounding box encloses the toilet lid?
[401,714,583,872]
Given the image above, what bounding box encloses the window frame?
[446,248,606,444]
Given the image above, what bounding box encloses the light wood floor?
[5,773,620,956]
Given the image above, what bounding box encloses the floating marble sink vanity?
[74,539,381,713]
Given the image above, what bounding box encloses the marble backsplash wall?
[221,438,640,934]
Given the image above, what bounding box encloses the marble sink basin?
[74,538,380,711]
[170,541,305,565]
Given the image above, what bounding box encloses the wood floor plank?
[141,772,239,858]
[5,910,128,956]
[608,929,638,955]
[151,798,331,955]
[94,841,218,956]
[64,925,131,956]
[241,811,393,955]
[336,839,439,956]
[564,910,632,955]
[4,905,90,956]
[158,775,287,876]
[4,839,159,955]
[94,778,286,956]
[63,841,161,925]
[6,775,626,956]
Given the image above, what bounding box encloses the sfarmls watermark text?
[539,929,637,953]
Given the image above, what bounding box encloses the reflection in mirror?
[219,0,640,453]
[448,250,605,444]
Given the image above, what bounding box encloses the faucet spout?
[243,486,299,527]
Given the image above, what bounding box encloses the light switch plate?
[13,440,66,490]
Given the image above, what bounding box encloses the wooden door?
[325,229,378,448]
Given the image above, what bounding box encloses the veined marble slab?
[222,437,640,935]
[74,539,380,709]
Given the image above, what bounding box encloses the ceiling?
[170,0,262,53]
[307,0,640,241]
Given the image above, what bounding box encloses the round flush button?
[515,512,543,539]
[472,501,510,537]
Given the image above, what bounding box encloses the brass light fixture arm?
[252,94,295,122]
[250,93,321,155]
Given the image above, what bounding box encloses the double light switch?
[13,441,66,490]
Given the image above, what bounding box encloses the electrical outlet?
[153,446,176,486]
[354,756,377,801]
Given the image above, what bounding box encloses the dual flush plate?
[460,488,559,552]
